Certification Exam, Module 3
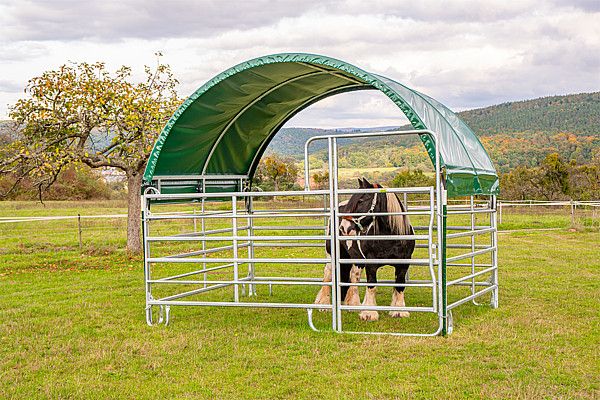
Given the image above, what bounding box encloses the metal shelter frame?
[142,129,499,336]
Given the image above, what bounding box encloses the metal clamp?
[145,304,171,326]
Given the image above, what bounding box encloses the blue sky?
[1,0,599,127]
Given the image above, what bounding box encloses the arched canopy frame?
[144,53,499,197]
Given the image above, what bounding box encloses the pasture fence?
[0,200,598,254]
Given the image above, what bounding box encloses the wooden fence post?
[78,214,82,250]
[498,202,503,224]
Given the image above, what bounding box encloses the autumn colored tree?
[311,170,329,189]
[0,56,180,253]
[253,154,299,191]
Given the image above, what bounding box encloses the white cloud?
[1,0,599,126]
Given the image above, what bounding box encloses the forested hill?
[268,91,600,171]
[459,92,600,135]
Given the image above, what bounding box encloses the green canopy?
[144,53,499,197]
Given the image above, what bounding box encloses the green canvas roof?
[144,53,499,197]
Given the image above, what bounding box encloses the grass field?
[0,201,599,399]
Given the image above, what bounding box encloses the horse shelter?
[141,53,500,336]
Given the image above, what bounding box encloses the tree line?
[253,153,600,201]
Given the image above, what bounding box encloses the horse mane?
[385,193,412,235]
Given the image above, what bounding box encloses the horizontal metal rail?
[415,243,488,250]
[252,225,326,231]
[145,189,330,199]
[446,246,497,263]
[339,305,435,312]
[447,262,493,268]
[147,257,331,264]
[154,263,236,281]
[341,234,429,241]
[446,208,495,215]
[336,187,433,195]
[447,285,498,310]
[446,227,496,239]
[338,281,434,288]
[158,282,235,301]
[253,276,323,282]
[163,243,250,259]
[338,211,432,217]
[252,242,324,248]
[335,258,431,265]
[413,225,494,231]
[145,212,330,220]
[446,266,496,286]
[148,300,333,310]
[148,279,332,286]
[146,235,331,242]
[172,226,250,237]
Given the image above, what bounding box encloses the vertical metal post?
[428,186,437,311]
[490,195,499,308]
[470,196,476,299]
[202,179,207,288]
[327,137,339,331]
[332,137,343,332]
[441,199,448,335]
[77,213,82,250]
[304,139,311,191]
[232,195,239,302]
[432,131,446,336]
[570,199,575,226]
[247,194,256,296]
[142,194,152,322]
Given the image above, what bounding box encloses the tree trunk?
[126,171,143,254]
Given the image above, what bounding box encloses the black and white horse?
[314,178,415,321]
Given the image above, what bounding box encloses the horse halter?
[342,192,378,233]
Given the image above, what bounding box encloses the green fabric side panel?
[149,62,321,177]
[206,73,358,174]
[445,172,499,197]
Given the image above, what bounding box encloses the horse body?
[314,178,415,321]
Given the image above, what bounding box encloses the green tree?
[539,153,570,199]
[389,169,435,188]
[0,56,180,253]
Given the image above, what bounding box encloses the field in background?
[0,201,599,399]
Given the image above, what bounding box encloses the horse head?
[339,177,382,236]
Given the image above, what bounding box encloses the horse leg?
[359,266,379,321]
[344,265,361,307]
[314,263,332,308]
[390,265,410,318]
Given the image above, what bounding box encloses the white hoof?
[389,311,410,318]
[359,310,379,321]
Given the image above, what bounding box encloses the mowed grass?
[0,201,599,399]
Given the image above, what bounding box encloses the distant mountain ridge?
[459,92,600,135]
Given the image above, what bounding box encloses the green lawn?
[0,201,599,399]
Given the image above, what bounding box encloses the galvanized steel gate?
[142,130,498,336]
